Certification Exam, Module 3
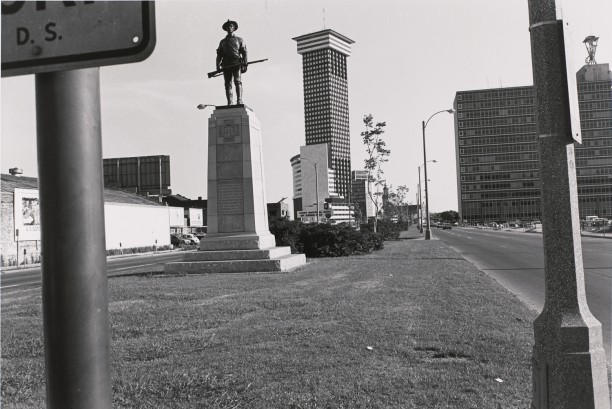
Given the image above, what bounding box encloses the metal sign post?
[2,2,156,407]
[36,68,112,408]
[528,1,610,408]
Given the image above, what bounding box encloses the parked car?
[170,233,193,246]
[182,233,200,244]
[442,223,452,230]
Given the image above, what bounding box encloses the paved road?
[434,227,611,360]
[1,251,185,291]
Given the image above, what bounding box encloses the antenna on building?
[323,8,326,29]
[583,35,599,65]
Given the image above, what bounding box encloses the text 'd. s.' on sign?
[1,1,156,77]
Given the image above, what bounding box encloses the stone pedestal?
[165,105,306,274]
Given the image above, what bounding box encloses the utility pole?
[528,1,610,408]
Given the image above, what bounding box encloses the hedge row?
[269,219,386,258]
[360,219,405,241]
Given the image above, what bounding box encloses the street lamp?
[197,104,215,110]
[422,109,454,240]
[301,157,320,224]
[418,160,437,233]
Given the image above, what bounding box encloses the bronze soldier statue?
[216,20,247,105]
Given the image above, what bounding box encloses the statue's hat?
[222,20,238,31]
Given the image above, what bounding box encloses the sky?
[2,0,611,214]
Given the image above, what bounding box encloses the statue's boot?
[225,87,233,106]
[236,84,243,105]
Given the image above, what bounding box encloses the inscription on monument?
[218,179,244,214]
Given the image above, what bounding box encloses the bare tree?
[362,114,390,233]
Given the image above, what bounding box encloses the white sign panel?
[188,208,203,227]
[168,206,184,227]
[560,19,581,144]
[14,188,41,241]
[1,1,156,77]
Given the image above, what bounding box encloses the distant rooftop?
[293,29,355,57]
[1,174,164,206]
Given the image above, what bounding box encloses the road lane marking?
[110,263,158,272]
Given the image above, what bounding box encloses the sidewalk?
[399,227,426,240]
[0,248,182,274]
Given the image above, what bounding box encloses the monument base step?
[164,252,306,274]
[199,233,277,251]
[184,246,291,262]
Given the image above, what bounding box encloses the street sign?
[560,19,581,144]
[1,1,155,77]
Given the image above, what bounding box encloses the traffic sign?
[1,1,155,77]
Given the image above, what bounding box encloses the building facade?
[351,170,376,220]
[454,62,612,223]
[293,29,354,200]
[290,144,337,221]
[575,63,612,218]
[103,155,171,200]
[454,86,540,223]
[1,173,173,267]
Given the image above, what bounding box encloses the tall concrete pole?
[35,68,112,408]
[418,166,422,233]
[314,162,320,224]
[422,121,433,239]
[528,1,610,408]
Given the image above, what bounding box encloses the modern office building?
[454,45,612,223]
[103,155,171,200]
[290,144,337,221]
[575,59,612,218]
[454,86,540,223]
[293,29,355,200]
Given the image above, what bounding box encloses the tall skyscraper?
[453,39,612,223]
[293,29,355,199]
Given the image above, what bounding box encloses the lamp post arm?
[424,109,453,129]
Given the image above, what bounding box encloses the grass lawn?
[2,239,537,408]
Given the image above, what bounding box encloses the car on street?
[442,223,452,230]
[170,233,194,246]
[182,233,200,244]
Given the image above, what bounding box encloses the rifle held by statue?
[207,58,269,78]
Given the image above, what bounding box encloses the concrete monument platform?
[165,105,306,274]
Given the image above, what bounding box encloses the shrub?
[269,217,305,253]
[269,218,384,258]
[361,219,401,241]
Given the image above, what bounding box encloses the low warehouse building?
[1,173,178,268]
